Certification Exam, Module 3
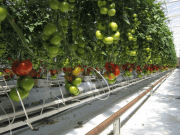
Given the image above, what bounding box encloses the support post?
[113,118,121,135]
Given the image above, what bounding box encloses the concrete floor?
[121,69,180,135]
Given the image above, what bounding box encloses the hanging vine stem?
[57,11,82,60]
[6,13,47,62]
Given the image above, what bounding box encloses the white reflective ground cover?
[121,69,180,135]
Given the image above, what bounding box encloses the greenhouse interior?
[0,0,180,135]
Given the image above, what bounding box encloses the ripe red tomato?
[16,59,32,76]
[136,66,141,70]
[129,67,133,73]
[105,62,115,72]
[4,68,11,73]
[28,69,37,78]
[113,66,120,77]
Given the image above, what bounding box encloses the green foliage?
[0,0,177,67]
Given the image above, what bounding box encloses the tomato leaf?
[123,11,130,25]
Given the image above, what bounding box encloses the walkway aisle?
[121,69,180,135]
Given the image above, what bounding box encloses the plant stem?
[6,13,47,62]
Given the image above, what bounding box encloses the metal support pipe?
[113,118,121,135]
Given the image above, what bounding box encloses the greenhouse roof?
[157,0,180,55]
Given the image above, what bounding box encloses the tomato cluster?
[64,65,83,96]
[9,59,34,101]
[104,62,120,84]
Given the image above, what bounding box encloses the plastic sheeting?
[157,0,180,49]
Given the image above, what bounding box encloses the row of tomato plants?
[0,58,172,102]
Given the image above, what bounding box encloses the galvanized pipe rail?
[85,69,174,135]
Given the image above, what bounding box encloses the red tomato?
[10,73,13,77]
[28,68,38,78]
[36,74,40,78]
[129,67,133,73]
[87,67,93,72]
[63,67,66,72]
[136,66,141,70]
[4,69,11,73]
[147,67,151,71]
[50,69,57,75]
[66,67,72,71]
[15,59,33,76]
[39,69,42,72]
[122,65,127,71]
[105,62,115,71]
[113,66,120,77]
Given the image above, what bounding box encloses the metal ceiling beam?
[166,0,180,4]
[168,14,180,18]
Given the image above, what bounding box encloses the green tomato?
[131,29,135,34]
[0,6,7,22]
[108,78,116,84]
[41,34,51,41]
[129,51,137,56]
[96,30,104,40]
[72,77,82,86]
[112,31,120,40]
[73,90,80,96]
[59,19,69,27]
[69,86,78,94]
[108,9,116,16]
[0,72,2,76]
[78,41,86,48]
[128,36,133,41]
[20,76,34,92]
[9,88,29,102]
[98,1,106,7]
[127,32,132,36]
[100,7,108,14]
[109,22,118,31]
[134,18,138,22]
[43,42,49,50]
[43,23,57,36]
[133,13,138,18]
[71,44,78,51]
[103,37,114,45]
[50,35,62,46]
[65,82,72,90]
[48,46,59,54]
[59,2,70,12]
[109,3,115,8]
[78,47,85,54]
[49,0,60,10]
